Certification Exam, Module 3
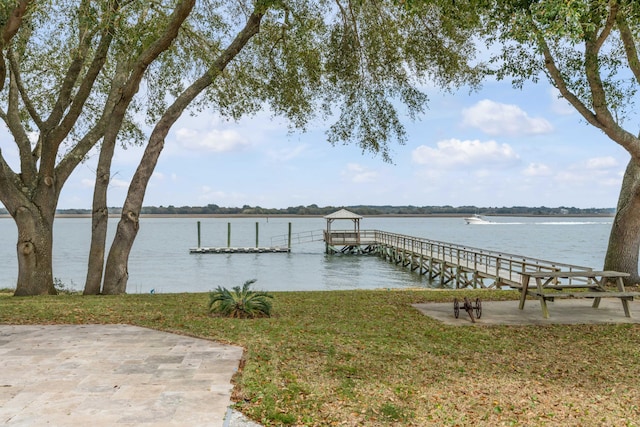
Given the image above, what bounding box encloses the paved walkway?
[0,324,252,426]
[414,298,640,326]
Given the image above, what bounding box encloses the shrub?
[54,278,79,295]
[208,279,273,318]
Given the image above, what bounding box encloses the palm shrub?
[208,279,273,318]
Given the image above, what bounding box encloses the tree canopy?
[473,0,640,281]
[1,0,485,295]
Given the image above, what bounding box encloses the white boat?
[464,214,492,225]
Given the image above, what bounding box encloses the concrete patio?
[0,324,248,426]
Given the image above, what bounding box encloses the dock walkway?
[324,229,592,289]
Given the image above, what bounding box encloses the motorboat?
[464,214,492,225]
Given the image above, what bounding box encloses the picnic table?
[518,270,640,319]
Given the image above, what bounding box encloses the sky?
[0,78,632,210]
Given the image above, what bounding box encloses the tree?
[89,0,485,294]
[0,0,195,295]
[477,0,640,283]
[83,1,199,295]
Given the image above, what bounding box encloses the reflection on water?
[0,216,614,293]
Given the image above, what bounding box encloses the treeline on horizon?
[0,204,615,216]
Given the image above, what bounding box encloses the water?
[0,215,614,293]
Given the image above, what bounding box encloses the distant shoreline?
[0,213,616,219]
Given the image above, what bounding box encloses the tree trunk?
[102,210,138,294]
[101,128,167,295]
[83,110,121,295]
[604,158,640,285]
[100,11,264,294]
[13,205,57,296]
[83,206,108,294]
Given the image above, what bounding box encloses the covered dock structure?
[323,209,377,254]
[322,209,593,289]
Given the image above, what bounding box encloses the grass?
[1,289,640,426]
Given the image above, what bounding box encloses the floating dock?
[190,221,292,254]
[189,246,290,254]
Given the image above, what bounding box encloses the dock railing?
[323,229,378,246]
[372,230,592,285]
[270,229,325,247]
[326,229,593,288]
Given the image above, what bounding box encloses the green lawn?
[1,289,639,426]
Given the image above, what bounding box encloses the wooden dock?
[324,229,593,289]
[188,210,597,290]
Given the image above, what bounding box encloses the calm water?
[0,216,613,293]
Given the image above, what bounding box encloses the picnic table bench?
[518,270,640,319]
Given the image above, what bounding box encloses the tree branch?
[7,49,43,130]
[56,61,129,185]
[0,0,31,92]
[41,30,93,132]
[575,4,640,159]
[57,55,136,185]
[0,148,32,214]
[1,0,30,45]
[55,0,196,185]
[123,9,264,210]
[41,1,124,177]
[616,10,640,84]
[122,0,195,96]
[530,21,602,130]
[6,70,36,184]
[0,148,20,208]
[47,25,115,147]
[583,31,618,130]
[531,9,640,159]
[593,0,617,52]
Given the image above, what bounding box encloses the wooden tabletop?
[523,270,630,279]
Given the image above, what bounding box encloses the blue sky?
[1,78,631,210]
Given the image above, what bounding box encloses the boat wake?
[474,221,612,226]
[535,221,612,225]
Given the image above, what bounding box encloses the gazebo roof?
[323,209,363,220]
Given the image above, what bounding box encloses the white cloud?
[520,156,622,191]
[411,138,520,169]
[267,144,308,162]
[79,176,128,190]
[200,186,226,199]
[176,127,249,153]
[110,178,130,188]
[342,163,378,183]
[198,186,246,204]
[523,162,553,177]
[462,99,553,136]
[584,156,618,170]
[555,170,590,184]
[555,156,623,185]
[80,178,95,188]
